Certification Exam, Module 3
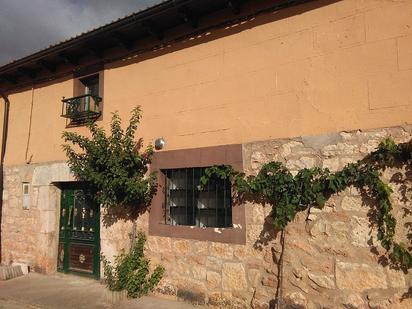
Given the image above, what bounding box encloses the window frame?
[149,144,245,244]
[163,167,232,228]
[68,67,104,126]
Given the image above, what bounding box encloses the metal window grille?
[164,167,232,228]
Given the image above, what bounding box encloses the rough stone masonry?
[141,126,412,308]
[2,125,412,308]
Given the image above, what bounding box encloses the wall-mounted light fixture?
[154,137,165,150]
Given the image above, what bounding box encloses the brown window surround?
[72,65,104,123]
[73,64,104,97]
[149,144,245,245]
[73,72,104,100]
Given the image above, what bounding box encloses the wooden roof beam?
[178,6,198,28]
[142,20,164,40]
[58,52,80,67]
[1,75,17,84]
[17,67,37,79]
[111,32,134,50]
[227,0,242,14]
[85,45,105,58]
[36,59,56,73]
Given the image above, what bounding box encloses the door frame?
[57,182,100,279]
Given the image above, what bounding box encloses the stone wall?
[134,126,411,308]
[241,126,412,308]
[1,126,411,308]
[1,162,73,273]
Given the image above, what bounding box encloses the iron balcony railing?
[61,94,102,123]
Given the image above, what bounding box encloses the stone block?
[206,271,221,290]
[310,219,348,241]
[261,275,276,287]
[285,156,317,170]
[206,256,222,271]
[233,245,247,260]
[308,272,335,289]
[284,292,307,308]
[148,236,172,253]
[386,268,406,288]
[208,292,239,308]
[222,263,247,291]
[192,265,206,281]
[350,216,374,247]
[37,186,52,211]
[334,292,365,309]
[248,269,261,288]
[336,261,387,291]
[192,241,209,255]
[12,262,29,275]
[103,289,127,305]
[50,162,74,183]
[341,196,365,212]
[2,189,8,201]
[32,165,52,186]
[247,206,264,225]
[322,157,340,171]
[302,132,342,150]
[39,210,57,234]
[155,279,177,297]
[173,239,192,255]
[279,141,304,157]
[32,163,74,186]
[321,143,359,156]
[189,254,206,266]
[0,265,23,280]
[251,290,270,309]
[210,242,234,259]
[246,224,262,244]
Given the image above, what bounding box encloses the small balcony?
[61,94,102,125]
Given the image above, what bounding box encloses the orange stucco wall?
[1,0,412,166]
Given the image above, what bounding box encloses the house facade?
[0,0,411,308]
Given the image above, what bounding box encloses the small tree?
[62,106,157,208]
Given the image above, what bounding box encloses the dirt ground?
[0,273,201,309]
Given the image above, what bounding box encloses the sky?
[0,0,161,66]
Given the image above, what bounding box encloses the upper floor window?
[61,73,102,126]
[164,167,232,228]
[81,74,99,97]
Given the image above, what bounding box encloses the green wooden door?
[57,186,100,278]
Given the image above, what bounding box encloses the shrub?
[102,232,165,298]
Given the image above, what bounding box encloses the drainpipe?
[0,91,10,264]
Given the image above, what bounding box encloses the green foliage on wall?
[200,138,412,270]
[62,107,157,208]
[102,232,165,297]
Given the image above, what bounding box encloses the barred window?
[164,167,232,228]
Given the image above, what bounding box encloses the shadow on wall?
[105,0,341,72]
[101,204,147,229]
[247,162,412,307]
[364,164,412,274]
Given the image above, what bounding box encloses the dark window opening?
[61,74,102,126]
[80,74,99,97]
[164,167,232,228]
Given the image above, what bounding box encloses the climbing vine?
[200,138,412,270]
[102,232,165,297]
